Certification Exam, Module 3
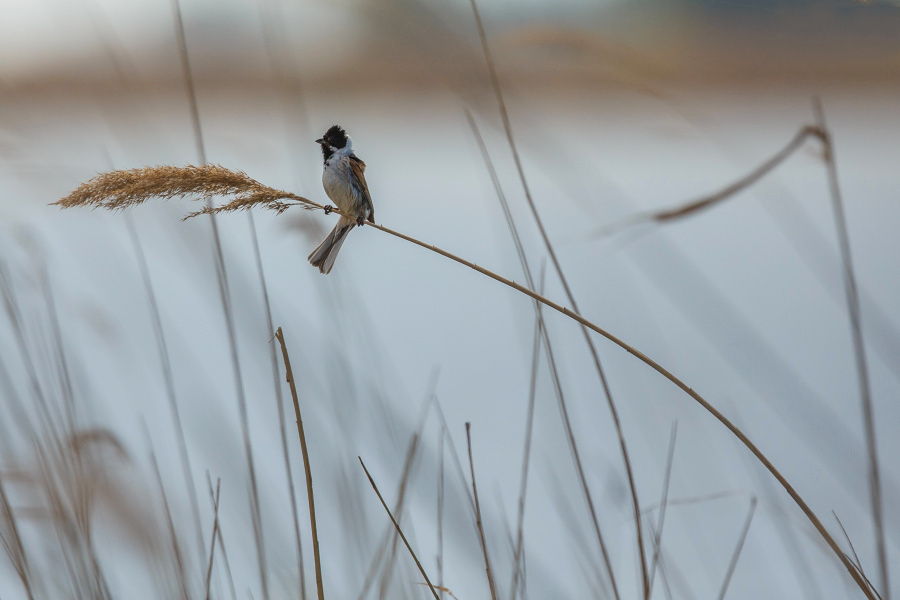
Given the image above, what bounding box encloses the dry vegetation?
[41,102,881,600]
[53,165,316,217]
[0,1,891,599]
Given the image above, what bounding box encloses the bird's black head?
[316,125,349,162]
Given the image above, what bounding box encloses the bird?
[308,125,375,274]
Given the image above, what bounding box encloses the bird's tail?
[308,219,354,274]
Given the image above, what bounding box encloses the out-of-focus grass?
[1,1,898,599]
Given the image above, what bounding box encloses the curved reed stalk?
[55,166,875,599]
[592,125,823,238]
[464,0,648,591]
[466,110,620,600]
[362,213,873,598]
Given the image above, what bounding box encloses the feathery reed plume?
[52,165,317,216]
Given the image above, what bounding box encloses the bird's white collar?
[335,136,354,156]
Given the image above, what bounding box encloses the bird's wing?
[349,155,374,222]
[349,155,366,172]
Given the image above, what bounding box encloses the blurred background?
[0,0,898,598]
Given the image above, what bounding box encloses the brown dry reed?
[54,159,878,598]
[593,125,826,238]
[53,165,318,218]
[275,328,325,600]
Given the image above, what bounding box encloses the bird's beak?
[315,138,325,144]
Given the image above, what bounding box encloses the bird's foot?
[323,205,334,215]
[356,216,365,227]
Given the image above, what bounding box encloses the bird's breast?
[322,159,355,212]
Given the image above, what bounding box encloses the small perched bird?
[308,125,375,274]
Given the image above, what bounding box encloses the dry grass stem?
[125,214,207,567]
[717,497,757,600]
[648,422,677,597]
[275,327,325,600]
[432,399,476,514]
[146,430,190,600]
[0,473,35,599]
[465,423,498,600]
[469,107,619,599]
[23,426,143,600]
[371,216,875,597]
[377,433,421,599]
[644,518,676,600]
[466,1,648,592]
[641,490,749,514]
[39,264,78,440]
[509,266,544,600]
[833,512,865,580]
[170,0,206,165]
[52,165,316,216]
[437,424,446,600]
[358,382,436,600]
[55,149,875,597]
[420,583,459,600]
[168,4,277,590]
[207,474,238,600]
[0,264,57,438]
[594,125,824,237]
[833,512,884,600]
[205,477,221,600]
[471,102,624,596]
[376,386,435,599]
[358,457,440,600]
[264,200,876,598]
[812,98,887,600]
[245,206,308,599]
